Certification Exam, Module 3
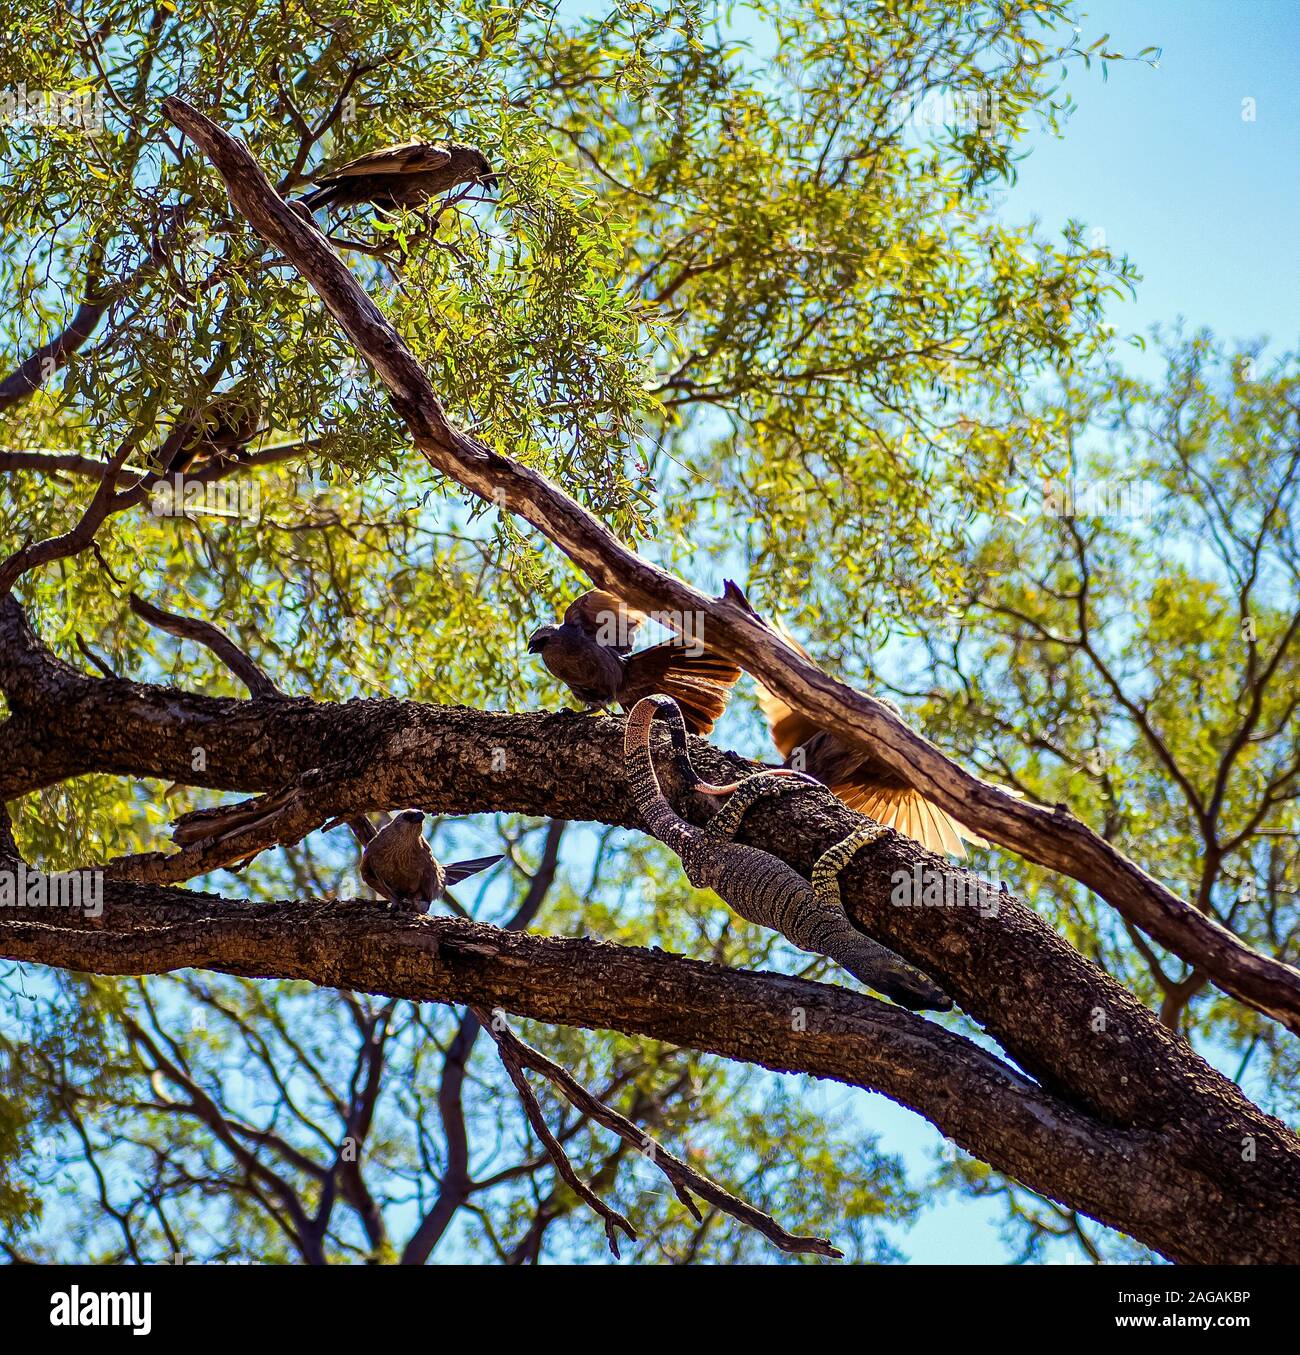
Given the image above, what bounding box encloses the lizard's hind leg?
[811,823,953,1011]
[702,771,821,842]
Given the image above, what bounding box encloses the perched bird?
[359,810,502,913]
[297,140,496,214]
[527,588,741,736]
[753,621,989,859]
[156,382,264,474]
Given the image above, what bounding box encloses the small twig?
[473,1008,841,1259]
[90,540,127,588]
[128,592,282,699]
[75,633,119,678]
[472,1006,636,1258]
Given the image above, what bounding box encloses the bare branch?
[477,1007,637,1257]
[475,1008,842,1258]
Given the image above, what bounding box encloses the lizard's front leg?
[701,771,822,842]
[811,824,952,1011]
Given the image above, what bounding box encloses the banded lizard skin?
[624,694,952,1011]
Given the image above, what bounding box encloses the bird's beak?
[526,627,549,654]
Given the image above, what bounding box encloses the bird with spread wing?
[528,588,741,735]
[753,620,997,859]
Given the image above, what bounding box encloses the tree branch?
[154,95,1300,1037]
[474,1007,842,1258]
[0,883,1292,1264]
[128,592,282,699]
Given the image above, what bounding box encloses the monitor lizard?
[623,694,952,1011]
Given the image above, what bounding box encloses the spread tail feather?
[835,782,982,859]
[621,643,741,735]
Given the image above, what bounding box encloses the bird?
[359,810,502,913]
[156,382,264,473]
[752,620,990,859]
[527,588,742,735]
[296,140,496,214]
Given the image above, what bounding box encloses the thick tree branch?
[155,95,1300,1037]
[0,877,1292,1264]
[2,595,1297,1230]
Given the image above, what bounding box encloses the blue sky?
[1001,0,1299,359]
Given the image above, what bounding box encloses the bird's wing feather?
[744,610,1004,855]
[621,643,741,734]
[839,782,975,859]
[323,141,451,181]
[564,589,647,650]
[443,854,504,887]
[359,850,388,899]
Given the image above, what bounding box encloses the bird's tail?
[621,642,741,735]
[443,854,504,887]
